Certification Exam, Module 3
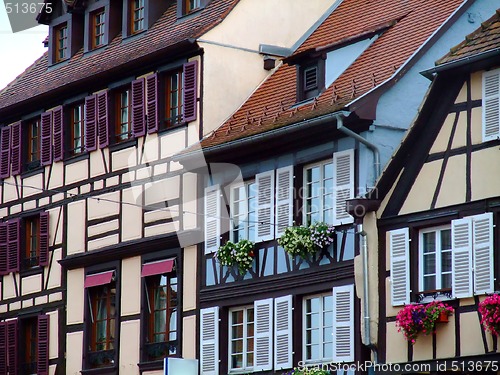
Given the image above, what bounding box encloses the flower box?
[278,222,335,259]
[215,239,255,275]
[479,294,500,336]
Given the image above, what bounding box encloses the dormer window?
[130,0,145,34]
[55,23,68,62]
[91,9,106,49]
[177,0,206,17]
[303,66,318,98]
[297,60,325,102]
[185,0,200,13]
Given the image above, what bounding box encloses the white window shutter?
[204,185,221,254]
[452,217,473,298]
[254,298,273,372]
[274,295,292,370]
[200,307,219,375]
[256,171,275,242]
[332,284,354,362]
[472,213,494,295]
[333,150,354,226]
[275,166,294,238]
[483,70,500,142]
[389,228,410,306]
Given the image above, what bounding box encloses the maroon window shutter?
[0,127,11,178]
[7,219,19,273]
[85,95,97,151]
[39,212,49,267]
[37,315,49,375]
[52,106,64,162]
[146,74,158,134]
[182,61,198,123]
[131,78,145,137]
[0,322,6,375]
[97,91,109,148]
[0,223,7,275]
[10,122,21,176]
[40,112,52,166]
[6,319,17,375]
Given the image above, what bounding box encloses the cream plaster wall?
[47,160,64,189]
[384,277,400,318]
[377,170,402,219]
[119,320,141,374]
[470,71,482,101]
[121,256,141,316]
[65,159,89,185]
[386,321,407,363]
[429,113,454,154]
[412,331,432,361]
[46,248,62,289]
[48,207,63,245]
[399,160,442,215]
[160,128,187,158]
[144,221,178,237]
[141,133,159,164]
[67,200,86,254]
[435,154,466,208]
[460,312,490,356]
[2,274,17,300]
[112,146,137,171]
[183,246,197,312]
[23,173,43,198]
[471,107,482,145]
[455,80,467,103]
[144,176,180,206]
[88,219,119,237]
[122,186,143,241]
[182,173,198,230]
[66,332,84,375]
[451,112,467,149]
[88,234,119,251]
[182,315,197,359]
[48,310,58,359]
[471,147,500,201]
[67,268,84,324]
[435,313,455,359]
[87,191,120,220]
[21,274,42,296]
[3,180,17,203]
[90,148,110,178]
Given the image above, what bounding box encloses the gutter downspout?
[335,112,381,188]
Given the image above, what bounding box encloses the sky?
[0,5,48,90]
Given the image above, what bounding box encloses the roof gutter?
[421,48,500,80]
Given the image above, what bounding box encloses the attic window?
[297,60,325,102]
[184,0,200,13]
[304,66,318,92]
[55,23,68,62]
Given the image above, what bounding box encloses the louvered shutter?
[39,212,50,267]
[132,78,146,137]
[483,70,500,141]
[40,111,52,166]
[85,95,97,151]
[10,122,21,175]
[275,166,293,238]
[146,74,158,133]
[204,185,220,254]
[333,150,354,225]
[254,298,273,372]
[472,213,494,295]
[0,126,11,178]
[274,295,292,370]
[452,217,473,298]
[0,322,6,375]
[200,307,218,375]
[37,315,49,375]
[0,223,7,275]
[332,284,354,362]
[7,219,19,273]
[6,320,17,375]
[389,228,409,306]
[97,91,109,149]
[183,61,198,123]
[256,171,275,242]
[52,106,64,162]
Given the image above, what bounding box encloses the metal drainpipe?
[335,112,381,188]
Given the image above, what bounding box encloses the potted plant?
[478,294,500,336]
[395,301,453,344]
[278,222,335,259]
[215,239,255,275]
[283,368,331,375]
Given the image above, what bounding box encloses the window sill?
[21,165,43,179]
[158,122,187,136]
[138,359,167,372]
[122,30,146,44]
[416,289,453,303]
[64,152,89,165]
[81,366,117,375]
[109,138,137,152]
[19,265,43,277]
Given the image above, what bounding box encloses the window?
[482,68,500,141]
[164,70,183,127]
[184,0,200,14]
[71,103,85,154]
[230,182,257,243]
[55,23,68,62]
[88,282,116,368]
[303,294,333,363]
[228,306,254,371]
[115,88,132,141]
[303,150,354,227]
[130,0,145,34]
[24,216,40,268]
[144,273,178,361]
[419,226,452,293]
[91,9,105,49]
[27,118,40,164]
[297,60,325,102]
[22,318,38,373]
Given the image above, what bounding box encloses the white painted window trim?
[302,159,334,226]
[228,305,255,373]
[229,180,257,243]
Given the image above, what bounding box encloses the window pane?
[423,275,436,291]
[422,232,436,253]
[423,254,435,275]
[441,229,451,250]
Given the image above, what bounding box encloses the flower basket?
[478,294,500,336]
[278,222,335,259]
[215,239,255,275]
[395,301,453,344]
[283,368,331,375]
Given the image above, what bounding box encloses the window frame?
[26,118,41,167]
[302,292,334,364]
[229,180,257,243]
[418,225,452,294]
[130,0,145,34]
[24,215,40,269]
[70,102,85,155]
[296,59,325,103]
[91,8,106,49]
[163,69,184,128]
[54,22,68,63]
[114,87,133,142]
[228,305,254,372]
[302,159,334,226]
[21,317,38,374]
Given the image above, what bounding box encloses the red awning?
[141,259,175,277]
[84,271,114,288]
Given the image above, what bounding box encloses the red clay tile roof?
[437,9,500,65]
[200,0,465,150]
[0,0,239,113]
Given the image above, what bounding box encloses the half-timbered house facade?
[179,0,500,373]
[0,0,333,374]
[363,7,500,371]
